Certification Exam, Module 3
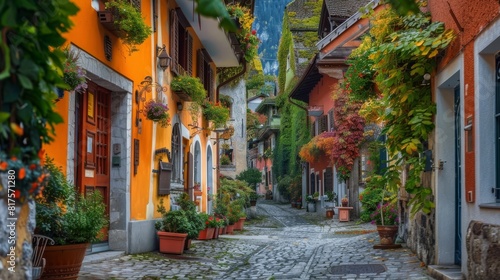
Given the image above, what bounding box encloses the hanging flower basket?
[143,99,170,127]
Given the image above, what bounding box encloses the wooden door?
[77,81,111,242]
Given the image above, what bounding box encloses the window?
[170,9,192,76]
[328,109,334,131]
[319,115,328,133]
[194,142,201,184]
[171,124,182,183]
[197,49,214,99]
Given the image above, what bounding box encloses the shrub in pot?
[155,198,192,254]
[35,157,108,279]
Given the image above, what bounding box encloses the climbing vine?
[348,4,455,215]
[330,86,366,182]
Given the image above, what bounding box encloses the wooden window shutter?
[208,68,214,99]
[197,49,205,85]
[187,33,193,76]
[158,161,172,195]
[311,120,316,136]
[319,115,328,133]
[328,109,334,131]
[170,9,179,75]
[188,152,194,198]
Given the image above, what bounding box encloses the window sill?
[478,203,500,209]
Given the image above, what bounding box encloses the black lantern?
[156,44,171,71]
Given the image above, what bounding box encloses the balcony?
[307,105,324,117]
[176,0,240,67]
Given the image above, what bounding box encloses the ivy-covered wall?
[287,0,322,73]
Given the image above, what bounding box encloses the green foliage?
[0,0,77,201]
[64,192,108,244]
[202,100,230,128]
[359,177,385,222]
[194,0,237,32]
[220,154,231,165]
[277,13,294,93]
[171,75,207,105]
[236,168,262,187]
[36,157,108,245]
[105,0,152,54]
[324,191,337,202]
[175,193,205,238]
[354,5,454,215]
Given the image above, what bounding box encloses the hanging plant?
[62,47,87,93]
[226,4,260,62]
[299,131,336,163]
[143,99,170,128]
[104,0,152,54]
[202,100,230,128]
[171,75,206,105]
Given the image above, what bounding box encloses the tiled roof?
[325,0,371,18]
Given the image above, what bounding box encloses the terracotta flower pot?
[158,231,188,254]
[376,225,398,245]
[198,228,215,240]
[218,227,224,235]
[326,209,334,219]
[184,238,192,251]
[226,224,234,234]
[222,226,227,235]
[41,243,89,280]
[233,217,246,231]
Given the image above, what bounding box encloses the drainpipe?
[288,95,310,208]
[214,61,247,194]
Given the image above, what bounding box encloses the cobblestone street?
[78,201,433,279]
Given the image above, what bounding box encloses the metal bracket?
[432,159,446,171]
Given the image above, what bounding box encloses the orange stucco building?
[45,0,245,254]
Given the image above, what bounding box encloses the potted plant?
[371,201,399,247]
[99,0,152,54]
[341,195,349,207]
[196,213,213,240]
[155,196,201,254]
[175,193,205,248]
[143,99,170,127]
[171,75,207,104]
[202,100,230,129]
[62,47,87,94]
[36,157,108,279]
[249,191,258,206]
[324,191,337,208]
[306,194,317,212]
[220,154,232,165]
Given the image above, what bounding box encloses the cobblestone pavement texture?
[78,200,433,280]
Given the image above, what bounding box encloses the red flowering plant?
[206,215,219,228]
[226,4,260,62]
[0,150,48,202]
[143,99,170,128]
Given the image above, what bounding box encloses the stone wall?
[466,220,500,279]
[219,80,248,179]
[405,209,436,266]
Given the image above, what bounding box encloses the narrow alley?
[78,201,432,280]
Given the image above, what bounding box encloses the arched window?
[194,141,201,184]
[171,123,182,183]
